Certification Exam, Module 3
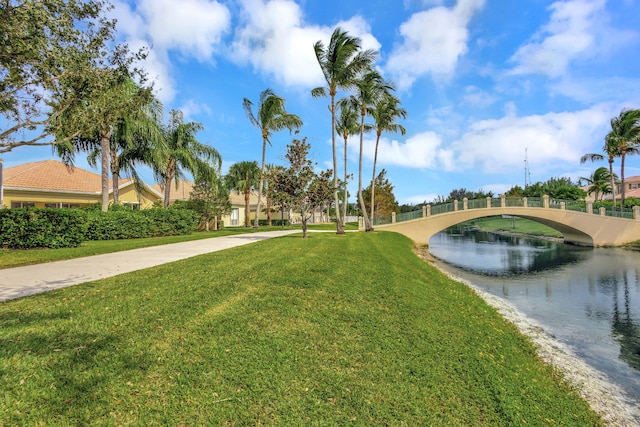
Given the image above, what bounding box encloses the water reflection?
[428,228,640,399]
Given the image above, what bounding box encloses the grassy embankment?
[0,232,602,425]
[470,216,563,238]
[0,223,358,270]
[472,215,640,248]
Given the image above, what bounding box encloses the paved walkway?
[0,230,299,303]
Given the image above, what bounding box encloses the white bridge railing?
[371,195,640,227]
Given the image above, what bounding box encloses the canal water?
[428,227,640,404]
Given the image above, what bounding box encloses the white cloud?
[354,105,614,177]
[385,0,485,89]
[462,85,496,107]
[110,0,230,103]
[230,0,380,88]
[447,105,613,174]
[349,132,447,169]
[138,0,230,61]
[509,0,606,77]
[179,100,213,121]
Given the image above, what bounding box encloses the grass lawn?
[0,232,602,425]
[0,224,356,270]
[471,216,564,238]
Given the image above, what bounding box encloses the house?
[1,160,163,209]
[619,176,640,199]
[0,159,317,227]
[152,180,284,227]
[582,175,640,203]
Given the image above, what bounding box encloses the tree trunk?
[342,135,348,226]
[301,209,308,238]
[609,158,617,208]
[370,133,381,222]
[99,128,111,212]
[330,94,344,234]
[111,150,120,205]
[244,187,251,227]
[267,198,272,226]
[621,152,626,207]
[358,113,372,231]
[163,176,172,209]
[163,160,175,209]
[254,137,267,228]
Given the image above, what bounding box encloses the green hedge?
[0,208,88,249]
[0,207,199,249]
[84,208,198,240]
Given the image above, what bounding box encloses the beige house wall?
[3,184,162,210]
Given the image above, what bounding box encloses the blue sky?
[4,0,640,204]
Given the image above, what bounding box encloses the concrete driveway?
[0,230,299,302]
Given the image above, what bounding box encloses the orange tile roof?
[151,180,195,202]
[152,180,259,205]
[3,160,131,193]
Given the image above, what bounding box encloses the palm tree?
[226,161,260,227]
[335,99,360,226]
[607,109,640,206]
[155,109,221,208]
[55,75,154,211]
[348,69,392,232]
[312,27,377,234]
[243,89,302,229]
[580,167,615,201]
[580,134,620,208]
[83,96,164,204]
[369,92,406,222]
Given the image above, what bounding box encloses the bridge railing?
[397,210,424,222]
[372,195,640,227]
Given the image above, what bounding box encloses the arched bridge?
[367,196,640,247]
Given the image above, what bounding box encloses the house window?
[230,208,239,226]
[11,201,35,208]
[44,203,82,209]
[629,183,638,190]
[122,202,141,210]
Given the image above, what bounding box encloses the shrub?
[0,208,88,249]
[84,208,198,240]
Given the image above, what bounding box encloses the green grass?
[0,227,289,270]
[0,224,356,270]
[0,232,601,425]
[471,216,564,238]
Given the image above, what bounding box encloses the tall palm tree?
[581,134,620,208]
[580,167,615,201]
[369,92,406,222]
[607,109,640,206]
[84,96,164,204]
[348,69,392,232]
[312,27,377,234]
[55,75,154,211]
[226,161,260,227]
[335,99,360,225]
[156,109,221,208]
[243,89,302,229]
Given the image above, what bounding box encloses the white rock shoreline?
[417,249,640,426]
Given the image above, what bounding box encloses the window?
[44,202,82,209]
[11,201,35,208]
[230,208,239,226]
[122,202,141,210]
